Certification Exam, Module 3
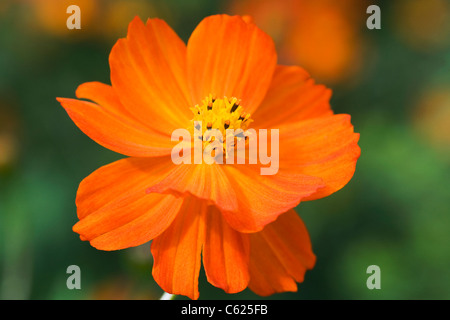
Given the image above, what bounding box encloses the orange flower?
[30,0,99,38]
[392,0,450,51]
[57,15,360,299]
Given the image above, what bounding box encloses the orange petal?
[76,81,175,135]
[109,16,192,135]
[221,165,324,233]
[203,206,250,294]
[76,81,137,122]
[278,114,360,200]
[76,156,173,219]
[147,163,239,213]
[252,65,333,129]
[187,14,277,114]
[73,157,181,250]
[57,94,174,157]
[82,193,183,251]
[248,233,297,296]
[151,197,207,300]
[248,210,316,296]
[148,162,323,233]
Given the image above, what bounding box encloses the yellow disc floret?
[189,94,253,157]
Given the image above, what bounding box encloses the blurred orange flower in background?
[392,0,450,51]
[90,276,157,300]
[413,86,450,152]
[229,0,365,84]
[57,15,360,299]
[0,104,20,171]
[16,0,165,40]
[28,0,99,37]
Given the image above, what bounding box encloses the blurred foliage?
[0,0,449,300]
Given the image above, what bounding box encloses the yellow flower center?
[189,94,253,158]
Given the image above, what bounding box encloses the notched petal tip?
[241,15,254,24]
[248,210,316,296]
[128,15,145,32]
[151,197,206,300]
[109,11,192,134]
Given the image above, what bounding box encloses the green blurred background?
[0,0,449,300]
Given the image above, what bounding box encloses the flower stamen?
[189,94,253,158]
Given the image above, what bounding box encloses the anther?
[189,95,253,155]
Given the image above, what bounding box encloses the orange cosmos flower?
[57,15,360,299]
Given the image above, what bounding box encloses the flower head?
[57,14,360,299]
